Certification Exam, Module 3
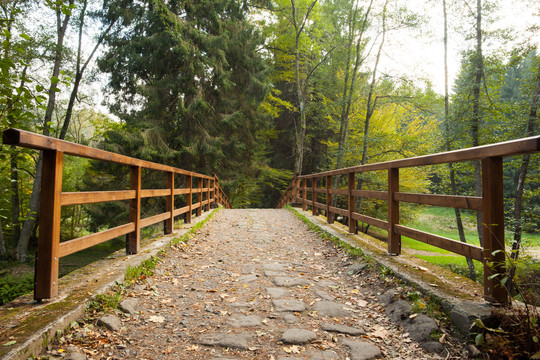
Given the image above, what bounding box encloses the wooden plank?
[304,199,313,207]
[351,189,387,200]
[394,192,482,210]
[388,168,400,255]
[127,166,141,254]
[313,187,326,193]
[175,188,191,195]
[165,172,174,234]
[2,128,215,178]
[326,175,333,224]
[302,179,307,211]
[329,206,348,217]
[351,212,388,230]
[482,157,508,305]
[174,205,190,217]
[394,225,483,261]
[140,212,170,228]
[348,173,357,233]
[313,201,326,209]
[59,223,136,258]
[61,190,136,206]
[197,178,203,216]
[186,175,192,224]
[141,189,171,198]
[312,178,318,216]
[330,188,349,195]
[295,135,540,178]
[35,150,63,300]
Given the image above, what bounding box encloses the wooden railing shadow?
[3,128,231,301]
[277,136,540,306]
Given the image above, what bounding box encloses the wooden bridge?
[3,128,540,306]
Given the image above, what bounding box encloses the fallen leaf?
[283,345,302,354]
[186,345,199,351]
[2,341,16,346]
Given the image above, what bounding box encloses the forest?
[0,0,539,302]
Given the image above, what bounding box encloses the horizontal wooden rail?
[277,135,540,306]
[61,190,136,206]
[2,128,231,301]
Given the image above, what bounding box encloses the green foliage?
[0,273,34,305]
[124,256,161,285]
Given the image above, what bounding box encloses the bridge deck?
[35,209,468,359]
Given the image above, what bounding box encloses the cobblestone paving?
[41,209,469,359]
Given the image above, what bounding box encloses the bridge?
[1,128,539,359]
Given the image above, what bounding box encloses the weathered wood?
[394,225,483,261]
[313,188,326,193]
[35,150,63,300]
[395,192,482,210]
[351,189,387,200]
[141,189,171,198]
[197,178,203,216]
[312,178,318,216]
[186,176,192,224]
[330,188,349,196]
[174,188,191,195]
[61,190,136,206]
[329,206,348,217]
[482,157,508,305]
[59,223,136,258]
[313,201,326,210]
[140,212,170,228]
[388,168,400,255]
[2,128,215,178]
[165,172,174,234]
[351,212,388,230]
[348,173,357,233]
[302,179,307,211]
[127,166,141,254]
[326,175,333,224]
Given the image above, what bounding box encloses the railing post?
[197,177,203,216]
[165,171,174,234]
[326,175,333,224]
[482,157,508,305]
[348,172,357,233]
[388,168,401,255]
[207,178,211,210]
[302,178,307,211]
[186,175,192,223]
[312,177,318,216]
[127,166,141,254]
[214,174,218,207]
[296,176,300,204]
[35,150,63,301]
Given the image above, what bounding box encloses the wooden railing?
[3,128,231,301]
[277,136,540,305]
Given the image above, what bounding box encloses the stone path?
[40,209,469,359]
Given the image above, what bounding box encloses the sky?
[376,0,540,95]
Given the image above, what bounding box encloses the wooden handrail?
[277,136,540,306]
[2,128,231,301]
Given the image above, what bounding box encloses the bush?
[0,273,34,305]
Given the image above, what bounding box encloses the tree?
[442,0,476,280]
[16,0,75,262]
[98,0,271,207]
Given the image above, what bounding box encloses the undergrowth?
[0,273,34,305]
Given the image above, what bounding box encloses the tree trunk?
[507,61,540,294]
[16,1,73,262]
[472,0,484,247]
[356,0,387,217]
[444,0,475,280]
[291,0,317,175]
